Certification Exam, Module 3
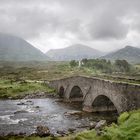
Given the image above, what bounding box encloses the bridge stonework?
[48,76,140,114]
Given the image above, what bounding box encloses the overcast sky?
[0,0,140,52]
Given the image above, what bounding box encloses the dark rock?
[64,111,82,116]
[77,124,89,128]
[23,92,57,99]
[55,99,63,102]
[35,106,40,109]
[7,132,15,136]
[6,132,25,136]
[14,110,28,114]
[26,100,33,103]
[26,101,34,105]
[29,133,38,137]
[57,130,68,136]
[18,132,26,136]
[17,102,26,105]
[17,100,34,105]
[68,128,76,133]
[36,125,50,137]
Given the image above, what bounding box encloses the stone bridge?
[48,76,140,114]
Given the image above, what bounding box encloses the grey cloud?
[0,0,140,42]
[87,11,129,40]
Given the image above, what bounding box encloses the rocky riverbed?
[0,98,118,137]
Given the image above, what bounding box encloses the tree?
[70,60,78,67]
[114,59,130,72]
[81,58,88,65]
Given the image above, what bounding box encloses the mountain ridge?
[101,45,140,63]
[46,44,104,61]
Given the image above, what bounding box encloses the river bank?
[0,98,118,137]
[0,79,55,99]
[0,109,139,140]
[0,79,119,138]
[0,79,139,140]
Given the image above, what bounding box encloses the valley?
[0,29,140,140]
[1,1,140,139]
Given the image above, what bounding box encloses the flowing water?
[0,98,117,136]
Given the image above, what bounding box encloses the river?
[0,98,117,136]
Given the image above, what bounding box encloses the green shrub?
[73,110,140,140]
[118,112,130,124]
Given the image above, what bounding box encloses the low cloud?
[0,0,140,51]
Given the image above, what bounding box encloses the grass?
[0,62,95,81]
[0,79,55,99]
[0,137,54,140]
[63,109,140,140]
[0,61,140,139]
[0,61,140,99]
[0,61,140,84]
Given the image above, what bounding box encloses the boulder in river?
[94,120,107,136]
[7,132,26,136]
[57,130,68,136]
[34,106,40,109]
[68,128,76,133]
[26,100,33,103]
[64,111,82,116]
[36,125,50,137]
[89,121,97,130]
[14,110,29,114]
[95,120,107,130]
[17,100,34,105]
[17,102,26,105]
[7,132,15,136]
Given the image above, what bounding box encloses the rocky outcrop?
[36,125,51,137]
[24,92,56,99]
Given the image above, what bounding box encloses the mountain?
[102,46,140,63]
[0,33,49,61]
[46,44,104,61]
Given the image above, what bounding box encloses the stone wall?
[48,76,140,114]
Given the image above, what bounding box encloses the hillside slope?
[102,46,140,63]
[0,33,49,61]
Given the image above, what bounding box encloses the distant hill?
[46,44,104,61]
[0,33,49,61]
[102,46,140,63]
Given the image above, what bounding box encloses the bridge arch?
[49,76,140,113]
[92,95,118,113]
[58,86,65,98]
[83,91,128,114]
[69,86,83,99]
